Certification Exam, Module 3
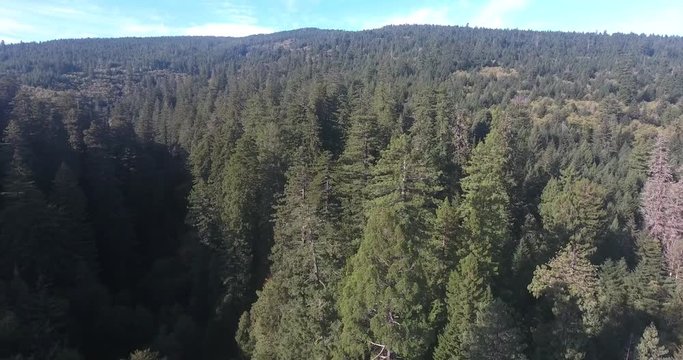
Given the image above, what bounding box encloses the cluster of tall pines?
[1,25,683,359]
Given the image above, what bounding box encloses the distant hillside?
[0,25,683,360]
[2,26,683,95]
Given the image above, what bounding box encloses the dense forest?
[1,25,683,359]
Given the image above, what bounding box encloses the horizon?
[2,0,683,44]
[3,24,682,46]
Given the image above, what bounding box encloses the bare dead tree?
[370,341,394,360]
[642,133,683,278]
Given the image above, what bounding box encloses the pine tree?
[630,235,669,317]
[597,259,632,358]
[282,83,321,160]
[433,253,492,360]
[434,88,462,195]
[268,152,340,290]
[240,152,341,360]
[6,275,69,359]
[82,119,136,291]
[410,88,440,166]
[540,169,607,255]
[335,109,380,250]
[188,133,213,181]
[311,81,344,156]
[367,134,441,215]
[48,162,98,282]
[530,242,602,331]
[187,134,265,351]
[499,106,535,237]
[338,207,433,359]
[510,214,546,302]
[220,135,262,284]
[0,151,61,283]
[427,198,461,298]
[54,94,86,152]
[466,299,527,360]
[241,91,286,192]
[366,134,443,292]
[372,81,402,141]
[599,259,630,321]
[617,60,638,105]
[458,126,510,277]
[419,198,461,343]
[0,75,19,121]
[241,92,287,264]
[529,242,602,358]
[635,323,670,360]
[186,177,229,331]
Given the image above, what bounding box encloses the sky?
[2,0,683,44]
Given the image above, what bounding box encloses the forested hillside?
[1,25,683,360]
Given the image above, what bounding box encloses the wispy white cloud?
[38,5,87,17]
[384,7,452,26]
[0,0,274,42]
[362,6,454,29]
[184,1,274,36]
[206,1,259,24]
[0,17,35,34]
[607,8,683,35]
[184,23,274,37]
[0,16,35,43]
[121,23,173,37]
[282,0,300,12]
[470,0,529,29]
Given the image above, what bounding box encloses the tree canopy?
[1,24,683,359]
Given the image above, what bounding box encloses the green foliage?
[630,235,671,318]
[368,134,441,214]
[235,311,254,358]
[529,243,602,358]
[241,152,342,360]
[2,25,683,360]
[335,110,380,247]
[617,61,638,105]
[458,126,511,277]
[338,207,433,359]
[596,259,632,358]
[466,299,528,360]
[529,242,602,331]
[427,198,461,298]
[129,348,162,360]
[433,254,493,360]
[636,323,671,360]
[539,170,607,255]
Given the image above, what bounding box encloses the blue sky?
[2,0,683,43]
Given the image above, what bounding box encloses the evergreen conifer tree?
[635,323,670,360]
[338,207,433,360]
[458,125,510,277]
[433,254,493,360]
